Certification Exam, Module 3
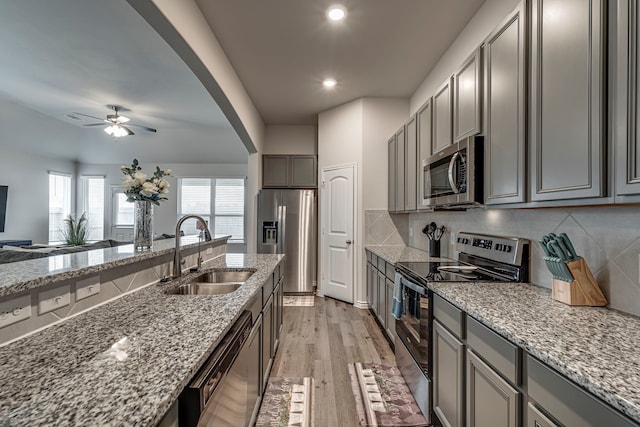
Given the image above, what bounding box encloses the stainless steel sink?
[169,282,241,295]
[165,269,255,295]
[191,270,255,284]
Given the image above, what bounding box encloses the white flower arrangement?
[121,159,172,205]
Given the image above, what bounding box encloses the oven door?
[394,274,432,421]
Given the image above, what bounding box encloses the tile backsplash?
[401,205,640,317]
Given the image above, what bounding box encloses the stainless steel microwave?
[421,136,483,208]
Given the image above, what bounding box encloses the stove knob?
[495,244,502,251]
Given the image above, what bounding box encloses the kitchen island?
[366,244,640,425]
[0,252,284,426]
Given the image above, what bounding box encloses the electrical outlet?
[39,285,70,315]
[76,276,100,301]
[0,294,31,328]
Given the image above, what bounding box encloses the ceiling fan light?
[117,115,130,123]
[105,124,130,138]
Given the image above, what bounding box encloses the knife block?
[551,258,607,306]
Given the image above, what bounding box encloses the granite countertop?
[429,281,640,423]
[0,235,230,298]
[0,253,284,427]
[365,245,441,263]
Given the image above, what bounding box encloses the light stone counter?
[364,245,443,263]
[0,253,284,427]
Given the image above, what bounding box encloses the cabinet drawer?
[433,294,464,339]
[527,402,559,427]
[385,262,395,280]
[467,316,519,384]
[377,256,386,272]
[527,355,638,427]
[248,293,262,324]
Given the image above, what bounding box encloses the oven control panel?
[456,232,528,265]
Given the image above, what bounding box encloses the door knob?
[346,240,352,245]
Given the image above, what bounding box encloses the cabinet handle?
[346,240,352,245]
[448,152,461,194]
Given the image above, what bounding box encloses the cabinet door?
[417,98,433,209]
[291,156,317,188]
[615,0,640,196]
[371,265,379,315]
[263,155,289,188]
[454,48,482,141]
[484,4,527,205]
[527,402,559,427]
[395,126,406,211]
[388,136,397,212]
[433,320,465,427]
[405,116,418,211]
[247,315,263,424]
[367,262,375,308]
[262,294,274,390]
[385,278,396,342]
[273,280,282,351]
[377,270,386,327]
[467,349,520,427]
[530,0,605,201]
[433,77,454,154]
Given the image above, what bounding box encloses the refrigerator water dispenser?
[262,221,278,244]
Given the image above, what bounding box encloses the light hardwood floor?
[270,296,396,426]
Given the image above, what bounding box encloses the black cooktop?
[396,260,513,285]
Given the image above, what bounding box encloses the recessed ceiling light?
[326,4,347,21]
[323,78,337,88]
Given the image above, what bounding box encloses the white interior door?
[321,165,355,303]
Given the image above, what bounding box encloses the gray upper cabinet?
[262,155,317,188]
[433,77,454,154]
[529,0,605,201]
[405,116,418,211]
[615,0,640,197]
[454,48,482,141]
[388,136,397,212]
[395,126,406,211]
[417,98,433,210]
[484,3,527,205]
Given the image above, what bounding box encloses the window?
[113,189,134,227]
[178,178,245,243]
[81,176,105,241]
[48,172,71,244]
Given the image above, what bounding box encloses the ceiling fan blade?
[122,125,135,136]
[72,112,108,122]
[128,123,157,133]
[83,123,107,127]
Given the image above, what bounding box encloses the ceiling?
[0,0,248,164]
[196,0,486,124]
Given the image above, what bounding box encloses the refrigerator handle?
[278,205,286,254]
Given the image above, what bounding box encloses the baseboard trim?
[354,300,369,309]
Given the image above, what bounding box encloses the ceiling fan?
[72,105,157,137]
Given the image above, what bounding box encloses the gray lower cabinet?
[453,47,482,141]
[262,293,274,391]
[615,0,640,197]
[405,115,418,211]
[247,314,263,424]
[273,279,283,352]
[417,98,432,209]
[376,270,386,327]
[395,126,406,211]
[527,403,558,427]
[385,277,395,342]
[467,349,520,427]
[483,3,527,205]
[433,77,454,154]
[367,262,375,309]
[388,136,397,212]
[529,0,605,201]
[527,355,639,427]
[433,319,465,427]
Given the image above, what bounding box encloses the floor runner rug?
[256,377,313,426]
[349,362,429,426]
[283,295,315,307]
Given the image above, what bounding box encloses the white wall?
[264,125,317,155]
[410,0,521,114]
[0,147,76,244]
[362,98,409,210]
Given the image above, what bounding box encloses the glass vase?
[134,200,153,251]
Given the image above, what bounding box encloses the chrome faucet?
[173,215,212,279]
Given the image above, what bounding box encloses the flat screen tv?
[0,185,7,232]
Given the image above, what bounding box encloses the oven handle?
[448,152,461,194]
[399,274,428,296]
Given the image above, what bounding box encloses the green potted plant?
[62,212,89,246]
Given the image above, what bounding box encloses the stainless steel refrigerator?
[257,189,317,294]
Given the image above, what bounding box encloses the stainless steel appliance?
[422,135,483,208]
[257,189,317,294]
[394,232,530,423]
[179,311,255,426]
